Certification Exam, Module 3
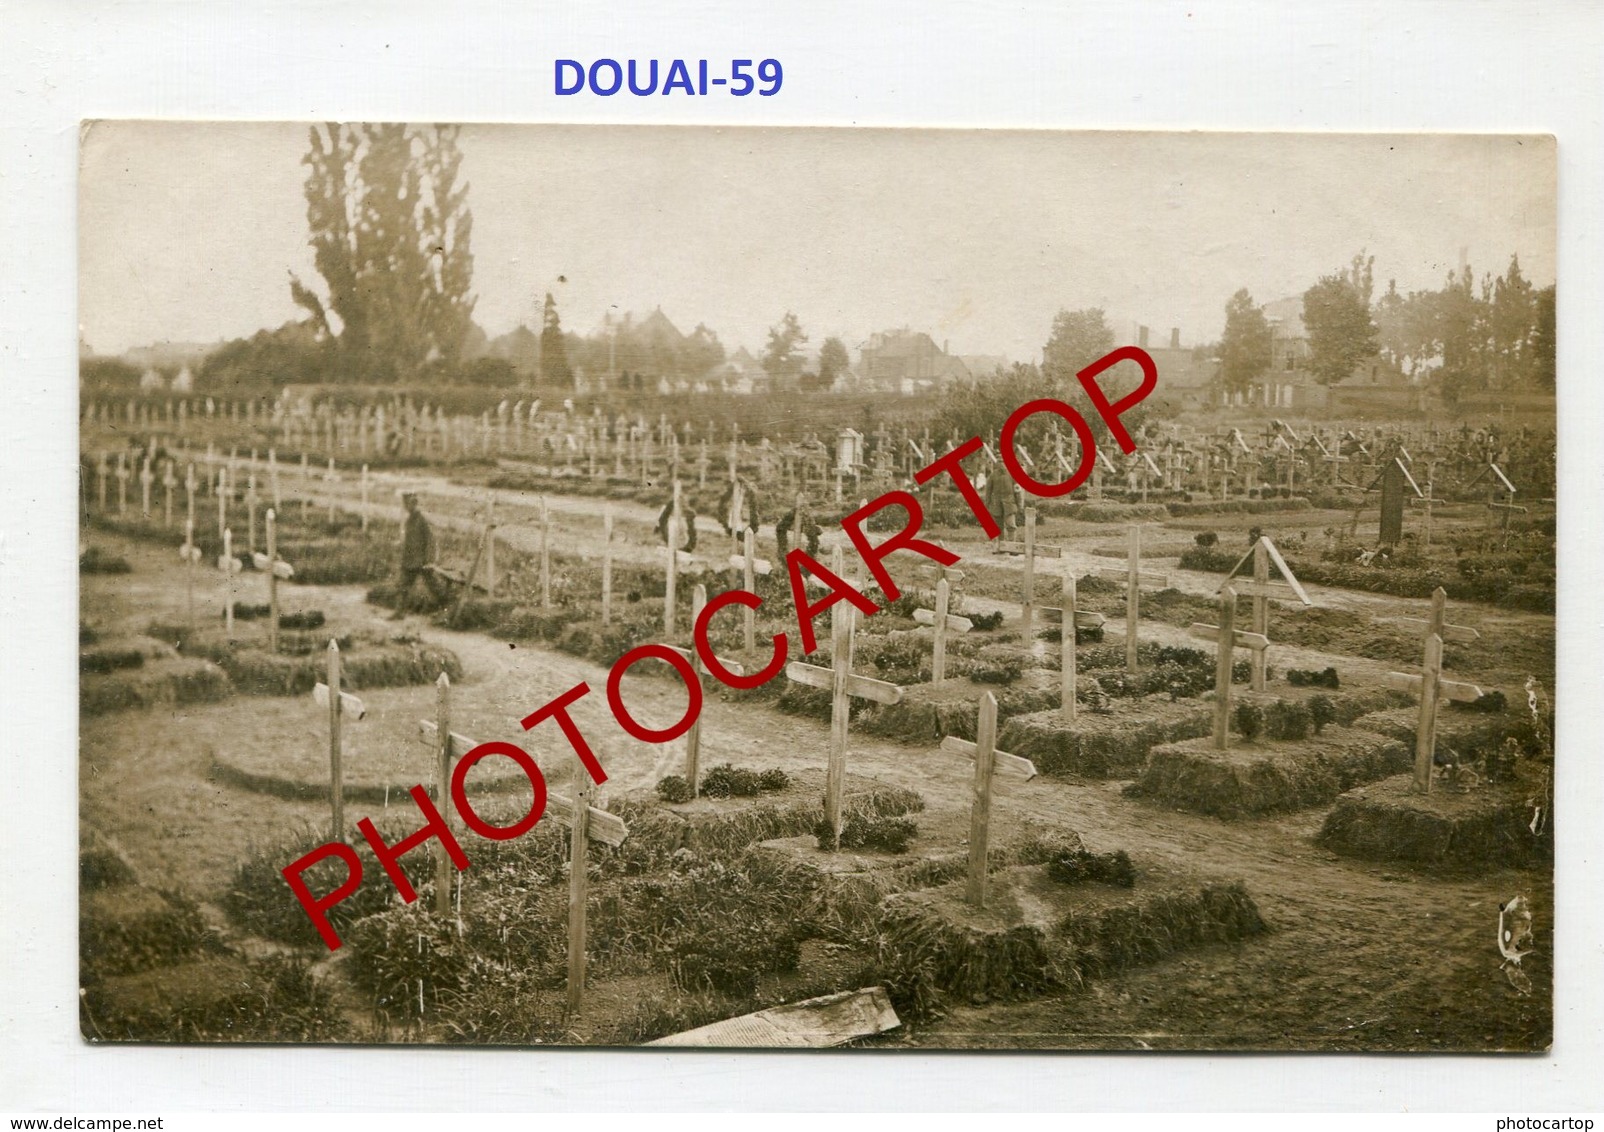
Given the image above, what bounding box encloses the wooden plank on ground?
[1382,671,1485,703]
[645,986,901,1048]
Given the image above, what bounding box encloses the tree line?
[1215,252,1555,401]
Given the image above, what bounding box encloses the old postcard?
[77,123,1555,1049]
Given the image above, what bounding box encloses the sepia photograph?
[76,122,1556,1051]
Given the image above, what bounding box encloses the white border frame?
[3,0,1599,1112]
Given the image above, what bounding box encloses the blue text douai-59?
[555,58,783,97]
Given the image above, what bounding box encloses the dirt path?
[79,528,1552,1050]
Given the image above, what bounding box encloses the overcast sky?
[79,123,1555,362]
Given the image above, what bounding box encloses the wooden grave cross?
[178,518,203,628]
[162,461,176,527]
[536,496,552,608]
[913,577,972,686]
[1097,525,1169,673]
[1383,587,1484,793]
[664,585,748,796]
[1187,585,1270,750]
[996,507,1063,638]
[244,474,260,553]
[115,453,130,514]
[600,506,614,627]
[139,458,154,518]
[661,480,692,634]
[1313,435,1351,485]
[96,452,108,511]
[1270,435,1299,493]
[359,465,370,532]
[939,691,1038,907]
[1212,536,1313,691]
[1407,459,1448,549]
[312,640,367,840]
[728,528,772,653]
[324,458,338,524]
[251,508,295,653]
[1471,463,1528,537]
[482,490,498,600]
[216,527,243,640]
[1039,568,1106,721]
[412,672,469,918]
[216,469,229,541]
[184,463,196,528]
[784,548,905,848]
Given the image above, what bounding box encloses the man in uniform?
[396,491,444,614]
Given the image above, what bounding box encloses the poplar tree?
[289,123,477,382]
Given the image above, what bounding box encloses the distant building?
[718,346,767,394]
[1133,326,1217,411]
[1249,297,1412,411]
[857,329,970,391]
[958,355,1009,380]
[123,339,221,372]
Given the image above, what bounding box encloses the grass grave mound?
[169,629,462,697]
[80,886,222,980]
[207,731,533,806]
[1000,699,1215,779]
[1124,727,1412,819]
[1314,768,1553,871]
[80,656,232,716]
[856,680,1059,743]
[83,953,343,1043]
[79,545,133,574]
[1352,706,1527,761]
[876,860,1267,1009]
[80,830,138,892]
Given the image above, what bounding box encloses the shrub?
[1234,702,1264,741]
[970,644,1029,686]
[81,888,220,979]
[756,768,790,792]
[656,775,694,804]
[700,763,763,798]
[1264,699,1312,741]
[80,546,132,574]
[1045,848,1136,888]
[80,648,145,675]
[346,902,469,1022]
[1194,531,1219,549]
[967,610,1006,632]
[1287,666,1340,688]
[224,822,433,946]
[816,815,918,854]
[1462,690,1509,714]
[872,633,931,684]
[1308,694,1337,735]
[80,839,137,891]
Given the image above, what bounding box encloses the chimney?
[1138,325,1150,348]
[1170,328,1181,350]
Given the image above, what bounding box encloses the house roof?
[1262,296,1307,338]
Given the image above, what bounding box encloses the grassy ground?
[78,479,1555,1050]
